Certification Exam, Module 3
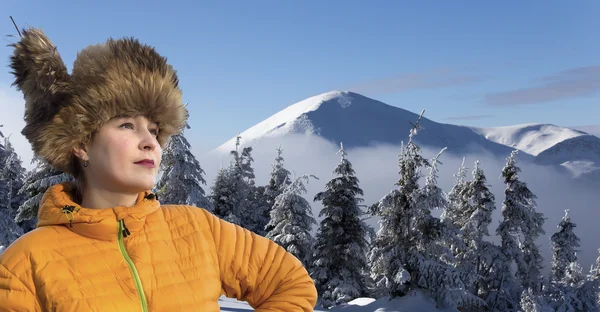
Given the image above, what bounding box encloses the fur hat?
[9,27,188,174]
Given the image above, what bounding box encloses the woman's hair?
[69,132,95,204]
[69,156,85,204]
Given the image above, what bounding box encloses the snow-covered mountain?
[214,90,599,181]
[215,91,527,159]
[471,124,600,179]
[469,123,588,157]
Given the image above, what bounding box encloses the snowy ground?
[218,290,459,311]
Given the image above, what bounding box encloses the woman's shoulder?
[158,204,218,225]
[0,226,64,270]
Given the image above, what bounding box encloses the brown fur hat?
[9,28,188,174]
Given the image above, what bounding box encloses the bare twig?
[10,16,22,38]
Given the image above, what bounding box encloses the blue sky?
[2,0,599,152]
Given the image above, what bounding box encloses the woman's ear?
[72,143,89,161]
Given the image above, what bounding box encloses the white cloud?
[199,133,600,274]
[0,85,34,170]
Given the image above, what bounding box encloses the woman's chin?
[123,180,156,194]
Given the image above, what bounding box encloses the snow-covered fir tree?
[15,157,73,232]
[210,135,261,232]
[265,146,292,205]
[520,288,554,312]
[544,212,600,312]
[367,120,428,298]
[0,138,27,211]
[265,174,317,267]
[310,142,371,308]
[248,185,270,236]
[496,150,546,294]
[576,263,600,311]
[450,160,501,306]
[263,146,292,233]
[154,126,212,210]
[550,210,580,283]
[210,168,237,217]
[442,161,519,311]
[0,133,24,249]
[413,148,483,310]
[478,241,520,311]
[368,111,483,310]
[441,157,469,228]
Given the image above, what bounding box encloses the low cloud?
[484,65,600,106]
[344,68,481,95]
[199,133,600,274]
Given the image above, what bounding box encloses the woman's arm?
[199,208,317,311]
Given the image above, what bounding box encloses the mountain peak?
[214,91,522,159]
[214,90,395,152]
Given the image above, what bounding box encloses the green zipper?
[118,219,149,312]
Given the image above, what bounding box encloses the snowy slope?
[218,290,459,312]
[470,124,600,178]
[469,123,587,156]
[214,91,525,159]
[213,90,600,179]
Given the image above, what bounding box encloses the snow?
[470,123,586,156]
[215,91,349,152]
[213,91,524,161]
[218,290,460,311]
[560,160,600,178]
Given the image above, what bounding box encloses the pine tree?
[311,143,371,308]
[0,138,27,211]
[0,198,23,249]
[478,241,520,311]
[0,135,25,248]
[545,216,599,312]
[154,126,212,210]
[452,160,498,305]
[265,174,317,267]
[550,210,580,283]
[441,157,469,228]
[248,185,270,236]
[15,157,73,232]
[210,135,257,231]
[210,168,237,219]
[367,117,428,298]
[368,111,483,310]
[264,147,292,233]
[496,150,546,294]
[520,288,554,312]
[413,148,483,310]
[577,260,600,311]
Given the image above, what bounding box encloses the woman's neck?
[80,186,139,209]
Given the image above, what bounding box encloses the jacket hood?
[36,182,160,241]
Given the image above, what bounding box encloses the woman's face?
[77,115,162,194]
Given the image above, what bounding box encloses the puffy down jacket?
[0,182,317,311]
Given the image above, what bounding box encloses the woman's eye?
[120,123,134,129]
[150,129,159,136]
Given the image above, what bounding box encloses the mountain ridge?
[212,90,599,180]
[215,91,527,159]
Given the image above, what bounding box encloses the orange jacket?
[0,183,317,311]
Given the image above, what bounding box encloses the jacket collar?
[36,182,160,241]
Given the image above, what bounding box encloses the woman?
[0,28,317,311]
